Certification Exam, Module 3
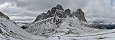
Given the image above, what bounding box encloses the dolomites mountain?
[34,4,86,22]
[22,5,115,40]
[0,4,115,40]
[24,4,103,36]
[72,9,87,22]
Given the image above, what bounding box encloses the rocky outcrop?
[34,13,47,22]
[34,4,64,22]
[72,9,87,22]
[55,4,64,10]
[34,4,87,22]
[0,12,9,19]
[64,9,72,17]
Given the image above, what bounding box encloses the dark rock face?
[55,4,64,10]
[0,29,3,34]
[34,4,87,22]
[34,4,64,22]
[47,7,56,17]
[34,7,58,22]
[0,12,9,19]
[72,9,87,22]
[55,12,63,18]
[34,13,47,22]
[64,9,72,17]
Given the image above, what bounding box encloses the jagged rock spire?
[72,9,87,22]
[34,5,87,22]
[56,4,64,10]
[51,7,56,13]
[64,9,72,17]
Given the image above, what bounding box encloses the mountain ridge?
[34,4,87,22]
[23,4,103,36]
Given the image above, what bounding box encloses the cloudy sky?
[0,0,114,19]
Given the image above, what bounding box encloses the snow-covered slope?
[0,12,45,40]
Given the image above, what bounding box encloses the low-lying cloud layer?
[0,0,114,19]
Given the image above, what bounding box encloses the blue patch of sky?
[111,0,115,6]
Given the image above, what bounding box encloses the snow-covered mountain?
[0,4,115,40]
[23,4,105,38]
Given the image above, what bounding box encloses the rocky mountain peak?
[34,5,87,22]
[64,9,72,17]
[56,4,64,10]
[72,9,87,22]
[64,9,71,13]
[51,7,56,13]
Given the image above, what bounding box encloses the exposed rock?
[55,4,64,10]
[46,4,64,18]
[64,9,72,17]
[34,13,47,22]
[72,9,87,22]
[0,29,3,34]
[55,11,63,18]
[34,5,87,22]
[23,4,106,37]
[0,12,9,19]
[47,7,56,17]
[46,10,51,18]
[50,7,56,14]
[34,4,64,22]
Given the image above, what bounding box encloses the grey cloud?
[11,0,89,11]
[0,0,90,11]
[0,0,114,19]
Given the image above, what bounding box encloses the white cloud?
[0,2,16,10]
